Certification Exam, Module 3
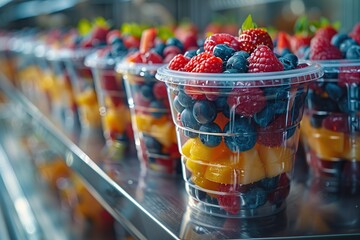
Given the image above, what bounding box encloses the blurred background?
[0,0,359,33]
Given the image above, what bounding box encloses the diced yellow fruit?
[150,121,177,147]
[80,105,101,127]
[76,89,98,106]
[342,137,360,161]
[181,139,195,158]
[190,138,229,163]
[204,147,265,185]
[258,144,294,177]
[133,114,153,132]
[191,175,220,195]
[103,108,126,133]
[186,158,207,176]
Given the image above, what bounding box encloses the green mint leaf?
[242,14,255,31]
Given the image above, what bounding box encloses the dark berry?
[325,83,345,101]
[254,104,275,127]
[322,114,349,133]
[166,37,184,51]
[310,114,327,128]
[196,47,205,55]
[153,82,168,100]
[241,187,267,209]
[257,114,292,147]
[346,45,360,59]
[173,96,185,113]
[268,173,290,204]
[331,33,350,48]
[282,53,298,68]
[153,42,166,56]
[199,123,222,147]
[340,39,358,55]
[224,117,257,152]
[149,101,165,118]
[140,84,155,101]
[213,44,236,62]
[184,50,197,58]
[180,108,200,137]
[193,100,217,124]
[225,52,248,73]
[260,176,279,191]
[279,57,295,71]
[177,90,194,108]
[143,134,162,154]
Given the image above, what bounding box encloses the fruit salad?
[156,15,323,217]
[117,27,196,175]
[300,22,360,184]
[85,28,138,153]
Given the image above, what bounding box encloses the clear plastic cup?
[62,49,101,129]
[156,62,323,217]
[117,62,181,175]
[301,59,360,188]
[85,53,134,156]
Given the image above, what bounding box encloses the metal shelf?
[1,76,360,239]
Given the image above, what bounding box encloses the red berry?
[217,184,240,215]
[276,32,291,52]
[123,35,140,49]
[268,173,290,204]
[163,45,182,57]
[168,54,190,71]
[141,51,163,64]
[248,45,284,73]
[184,52,223,73]
[153,81,168,100]
[164,53,178,63]
[322,114,349,133]
[351,34,360,45]
[140,28,157,53]
[106,30,121,44]
[91,26,109,43]
[101,73,119,91]
[310,37,342,60]
[338,66,360,86]
[315,26,338,40]
[257,114,289,147]
[127,52,143,63]
[227,87,266,116]
[184,81,206,100]
[238,28,274,54]
[350,23,360,37]
[204,33,241,52]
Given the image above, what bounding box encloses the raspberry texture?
[310,37,342,60]
[184,52,223,73]
[204,33,241,52]
[227,87,266,116]
[248,45,284,73]
[168,54,190,71]
[217,184,240,215]
[315,26,338,40]
[238,28,274,54]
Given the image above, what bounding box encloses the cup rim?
[313,59,360,68]
[84,51,116,69]
[116,60,166,74]
[155,60,323,87]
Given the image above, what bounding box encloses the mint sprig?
[241,15,257,31]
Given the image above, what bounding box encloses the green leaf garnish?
[242,14,257,31]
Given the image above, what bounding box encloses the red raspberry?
[315,26,338,40]
[238,28,274,54]
[127,52,143,63]
[309,37,342,60]
[217,184,241,215]
[123,35,140,49]
[351,35,360,45]
[227,87,266,116]
[248,45,284,73]
[257,114,289,147]
[141,51,163,64]
[322,114,349,133]
[163,45,182,57]
[338,66,360,86]
[184,52,223,73]
[204,33,241,52]
[350,23,360,37]
[168,54,190,71]
[152,81,168,100]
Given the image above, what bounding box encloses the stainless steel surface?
[1,76,360,239]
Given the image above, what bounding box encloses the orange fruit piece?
[342,137,360,161]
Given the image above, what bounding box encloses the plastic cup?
[62,49,101,129]
[301,59,360,188]
[156,62,323,217]
[85,53,134,156]
[117,62,181,175]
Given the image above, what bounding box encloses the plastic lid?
[116,60,166,74]
[47,47,96,62]
[84,51,116,69]
[155,61,323,88]
[314,59,360,73]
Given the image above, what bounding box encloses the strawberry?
[309,37,342,60]
[248,45,284,73]
[238,15,273,54]
[141,51,163,64]
[315,26,337,40]
[204,33,241,52]
[127,52,143,63]
[352,35,360,45]
[123,35,140,49]
[184,52,223,73]
[168,54,190,71]
[276,31,291,52]
[140,28,157,53]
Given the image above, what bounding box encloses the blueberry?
[153,42,166,56]
[224,69,240,73]
[224,117,257,152]
[331,33,350,48]
[264,86,289,114]
[260,176,279,191]
[303,46,311,60]
[307,91,340,112]
[184,50,197,58]
[177,90,194,108]
[346,45,360,59]
[340,39,358,55]
[325,83,345,101]
[226,52,248,73]
[290,93,305,125]
[173,96,185,113]
[143,134,162,154]
[241,187,267,209]
[193,100,217,124]
[282,53,298,67]
[215,96,228,111]
[197,38,205,48]
[140,84,155,101]
[199,123,222,147]
[166,37,183,51]
[324,72,339,79]
[149,101,165,118]
[254,104,275,127]
[111,41,128,57]
[279,57,295,71]
[233,50,250,59]
[196,47,205,55]
[181,108,200,138]
[213,44,236,61]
